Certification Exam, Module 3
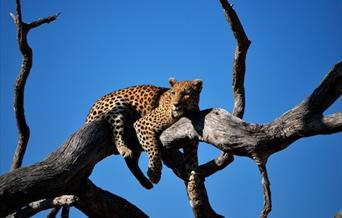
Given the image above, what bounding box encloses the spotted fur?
[86,78,202,188]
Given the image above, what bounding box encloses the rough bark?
[0,120,147,218]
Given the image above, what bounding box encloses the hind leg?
[105,110,133,159]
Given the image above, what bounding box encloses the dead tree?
[1,0,341,218]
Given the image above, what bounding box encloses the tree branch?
[256,162,271,218]
[27,13,61,30]
[305,62,342,114]
[0,120,147,218]
[14,0,23,24]
[161,62,342,155]
[8,195,78,218]
[160,62,341,217]
[198,151,234,178]
[10,0,60,170]
[219,0,250,118]
[74,179,148,218]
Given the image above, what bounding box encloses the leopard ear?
[169,77,177,87]
[193,79,202,92]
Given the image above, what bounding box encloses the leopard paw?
[118,146,133,159]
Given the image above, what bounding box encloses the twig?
[10,0,60,170]
[255,160,272,218]
[27,13,61,29]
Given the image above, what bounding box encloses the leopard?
[86,78,202,189]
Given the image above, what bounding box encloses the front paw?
[147,167,161,184]
[118,146,133,159]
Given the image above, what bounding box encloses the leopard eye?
[171,91,176,96]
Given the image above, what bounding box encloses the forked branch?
[10,0,60,170]
[161,61,341,217]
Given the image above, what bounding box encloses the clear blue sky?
[1,1,341,218]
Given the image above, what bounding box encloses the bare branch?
[1,120,146,218]
[10,0,60,170]
[11,7,32,170]
[14,0,23,24]
[199,151,234,178]
[305,62,342,114]
[74,179,148,218]
[7,195,78,218]
[303,112,342,136]
[161,62,342,158]
[219,0,251,118]
[256,163,272,218]
[27,13,61,30]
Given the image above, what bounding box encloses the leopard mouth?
[172,106,183,118]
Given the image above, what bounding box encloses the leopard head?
[168,77,202,118]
